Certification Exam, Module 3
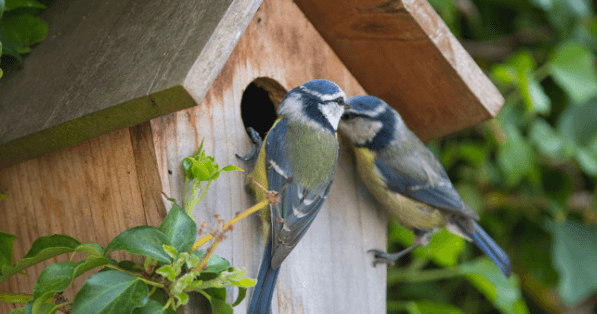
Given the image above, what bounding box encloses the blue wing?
[264,118,334,268]
[374,134,479,220]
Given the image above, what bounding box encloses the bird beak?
[343,103,352,110]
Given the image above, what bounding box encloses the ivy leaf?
[133,299,178,314]
[460,258,529,314]
[202,288,233,314]
[159,202,197,253]
[4,0,45,11]
[546,219,597,304]
[550,41,597,104]
[221,165,243,172]
[497,122,535,186]
[72,270,149,314]
[520,69,551,115]
[0,231,17,270]
[107,226,172,263]
[231,287,247,307]
[191,251,231,274]
[528,118,566,158]
[0,234,81,282]
[0,14,48,47]
[0,29,23,61]
[33,262,78,299]
[390,301,465,314]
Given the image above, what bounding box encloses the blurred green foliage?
[0,0,50,78]
[388,0,597,313]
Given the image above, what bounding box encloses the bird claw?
[367,249,397,267]
[236,127,263,162]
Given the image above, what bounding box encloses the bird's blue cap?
[346,95,386,115]
[301,79,344,97]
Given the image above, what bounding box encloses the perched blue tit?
[338,95,511,277]
[241,79,349,313]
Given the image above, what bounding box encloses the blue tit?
[338,95,511,277]
[241,79,349,313]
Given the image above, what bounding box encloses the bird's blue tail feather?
[466,221,512,277]
[248,240,281,314]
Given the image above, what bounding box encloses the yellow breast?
[354,147,446,230]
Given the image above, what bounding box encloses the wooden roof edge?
[403,0,504,117]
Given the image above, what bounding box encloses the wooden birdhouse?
[0,0,503,312]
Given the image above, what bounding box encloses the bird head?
[339,95,404,151]
[277,79,350,133]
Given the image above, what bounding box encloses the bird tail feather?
[248,240,281,314]
[465,220,512,277]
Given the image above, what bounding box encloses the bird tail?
[248,240,281,314]
[463,220,512,277]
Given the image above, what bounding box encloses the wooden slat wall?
[294,0,504,142]
[0,123,166,313]
[150,0,387,312]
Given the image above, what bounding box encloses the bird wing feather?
[264,118,333,268]
[374,131,479,220]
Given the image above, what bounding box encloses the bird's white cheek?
[319,103,344,129]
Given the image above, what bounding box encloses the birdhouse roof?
[0,0,503,168]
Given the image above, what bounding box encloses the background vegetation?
[385,0,597,313]
[2,0,597,313]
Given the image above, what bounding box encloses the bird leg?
[368,229,432,266]
[236,127,263,162]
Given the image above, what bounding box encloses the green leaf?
[546,219,597,304]
[75,243,105,257]
[0,14,48,46]
[33,262,78,299]
[191,251,231,274]
[575,147,597,176]
[72,270,149,314]
[1,235,81,282]
[107,226,172,263]
[492,64,517,85]
[202,288,233,314]
[159,202,197,253]
[557,99,597,147]
[0,29,23,61]
[460,258,529,314]
[192,160,212,181]
[220,165,243,172]
[497,122,535,186]
[519,69,551,114]
[231,287,247,307]
[528,118,566,158]
[398,301,465,314]
[0,192,8,200]
[0,231,17,269]
[4,0,45,11]
[550,41,597,104]
[133,299,177,314]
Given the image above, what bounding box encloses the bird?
[239,79,349,313]
[337,95,511,277]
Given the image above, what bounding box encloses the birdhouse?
[0,0,503,312]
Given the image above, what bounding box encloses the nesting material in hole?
[240,77,287,140]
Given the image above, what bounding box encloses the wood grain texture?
[150,0,388,312]
[294,0,504,142]
[0,0,261,168]
[0,126,165,313]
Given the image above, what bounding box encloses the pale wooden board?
[0,0,262,169]
[150,0,387,312]
[294,0,504,142]
[0,126,166,312]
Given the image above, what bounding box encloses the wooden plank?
[0,0,262,168]
[129,122,168,227]
[294,0,504,142]
[0,127,162,312]
[150,0,387,312]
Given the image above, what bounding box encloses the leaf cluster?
[388,0,597,313]
[0,143,250,313]
[0,0,50,79]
